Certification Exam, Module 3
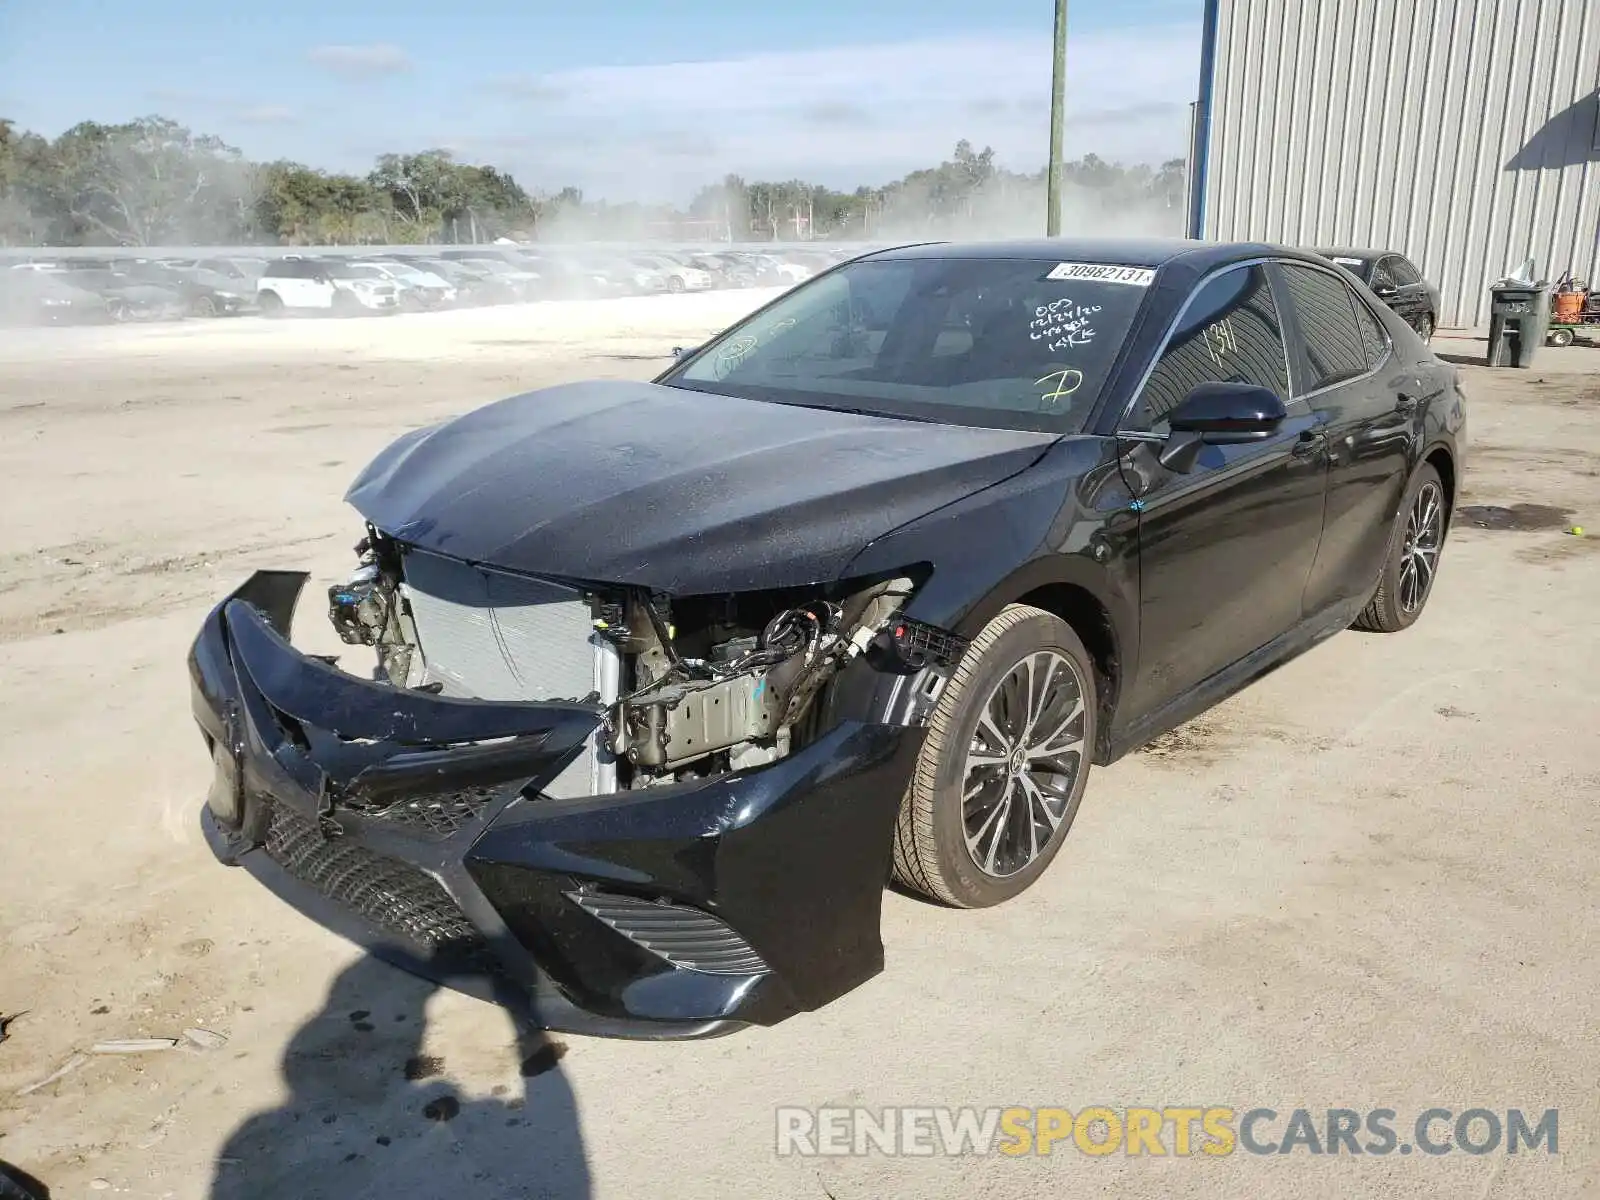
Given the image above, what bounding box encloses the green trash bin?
[1487,282,1551,368]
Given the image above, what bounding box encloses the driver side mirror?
[671,344,698,360]
[1147,382,1288,473]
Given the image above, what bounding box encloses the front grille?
[263,805,481,952]
[567,890,769,976]
[341,784,503,838]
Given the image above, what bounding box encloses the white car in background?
[631,254,715,293]
[355,260,458,309]
[255,259,400,316]
[758,254,812,283]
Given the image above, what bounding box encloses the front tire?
[892,605,1096,908]
[257,291,284,317]
[1355,463,1448,633]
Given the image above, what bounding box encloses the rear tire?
[891,605,1097,908]
[1548,327,1574,348]
[1355,463,1448,633]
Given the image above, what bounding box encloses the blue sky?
[0,0,1205,200]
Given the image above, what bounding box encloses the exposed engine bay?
[326,528,953,794]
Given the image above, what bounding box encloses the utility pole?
[1046,0,1069,236]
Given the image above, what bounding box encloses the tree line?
[0,114,1189,247]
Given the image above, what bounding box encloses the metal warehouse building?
[1190,0,1600,328]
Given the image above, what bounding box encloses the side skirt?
[1104,594,1368,763]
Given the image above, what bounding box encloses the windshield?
[665,256,1153,431]
[328,264,385,280]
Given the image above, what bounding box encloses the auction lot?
[0,294,1596,1198]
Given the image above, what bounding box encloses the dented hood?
[346,380,1055,593]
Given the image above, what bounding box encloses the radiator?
[399,548,619,799]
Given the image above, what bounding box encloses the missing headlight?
[598,576,916,784]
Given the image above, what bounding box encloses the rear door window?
[1389,257,1422,286]
[1281,264,1370,393]
[1127,264,1290,431]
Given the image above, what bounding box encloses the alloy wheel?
[1399,481,1444,613]
[960,651,1088,878]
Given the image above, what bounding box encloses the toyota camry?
[188,238,1466,1038]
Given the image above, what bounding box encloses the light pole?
[1046,0,1068,236]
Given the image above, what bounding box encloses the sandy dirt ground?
[0,298,1596,1200]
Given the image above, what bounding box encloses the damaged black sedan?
[190,238,1466,1038]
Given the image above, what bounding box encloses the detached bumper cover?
[189,571,921,1038]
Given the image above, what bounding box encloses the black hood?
[346,380,1055,593]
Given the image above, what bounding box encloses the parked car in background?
[512,251,618,299]
[119,260,256,317]
[631,254,714,293]
[402,256,520,306]
[163,256,270,285]
[438,252,544,300]
[681,253,743,287]
[256,258,400,316]
[355,260,458,310]
[0,268,114,325]
[54,266,187,322]
[566,254,653,296]
[1315,248,1440,342]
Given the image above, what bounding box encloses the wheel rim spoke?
[961,648,1087,879]
[1398,482,1445,614]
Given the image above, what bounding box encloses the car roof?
[861,237,1310,273]
[1314,247,1400,263]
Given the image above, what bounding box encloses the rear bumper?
[189,571,920,1039]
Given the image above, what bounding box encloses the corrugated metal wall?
[1203,0,1600,328]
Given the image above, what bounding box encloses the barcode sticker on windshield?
[1045,262,1156,287]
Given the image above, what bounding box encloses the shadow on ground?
[209,955,589,1200]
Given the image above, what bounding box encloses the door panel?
[1122,420,1327,716]
[1288,273,1415,612]
[1117,264,1328,719]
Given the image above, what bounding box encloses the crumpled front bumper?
[189,571,922,1039]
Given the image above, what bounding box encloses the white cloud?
[307,42,413,78]
[450,26,1200,199]
[236,104,297,125]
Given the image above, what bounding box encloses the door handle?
[1291,429,1325,458]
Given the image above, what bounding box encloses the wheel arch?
[946,558,1131,765]
[1423,442,1456,513]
